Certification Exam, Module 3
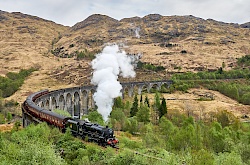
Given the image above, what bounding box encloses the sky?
[0,0,249,26]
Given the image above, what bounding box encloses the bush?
[76,49,100,60]
[124,117,139,134]
[53,109,71,117]
[110,108,126,131]
[0,113,5,124]
[215,152,243,165]
[237,55,250,67]
[137,61,165,72]
[241,93,250,105]
[119,136,143,149]
[84,110,104,125]
[0,123,66,165]
[190,149,214,165]
[6,112,12,121]
[69,44,74,48]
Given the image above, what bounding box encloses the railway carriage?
[39,109,71,131]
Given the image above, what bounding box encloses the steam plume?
[91,44,136,121]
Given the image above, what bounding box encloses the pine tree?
[113,97,123,108]
[154,92,161,110]
[153,92,161,123]
[159,97,167,118]
[144,95,150,108]
[140,95,143,103]
[130,94,138,117]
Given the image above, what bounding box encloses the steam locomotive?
[66,119,118,147]
[22,90,119,148]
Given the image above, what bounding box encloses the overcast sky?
[0,0,249,26]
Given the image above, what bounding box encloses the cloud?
[0,0,249,26]
[171,0,250,23]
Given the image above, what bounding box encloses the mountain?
[53,14,250,75]
[1,11,250,106]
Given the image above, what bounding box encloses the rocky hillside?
[0,10,69,76]
[1,11,250,83]
[52,14,250,75]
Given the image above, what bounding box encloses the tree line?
[0,68,36,98]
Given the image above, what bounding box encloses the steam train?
[22,90,119,148]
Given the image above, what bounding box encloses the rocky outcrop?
[241,22,250,28]
[0,10,8,22]
[71,14,120,31]
[143,14,162,22]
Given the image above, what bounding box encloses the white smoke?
[135,27,140,38]
[91,44,136,121]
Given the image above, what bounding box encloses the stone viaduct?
[34,80,173,119]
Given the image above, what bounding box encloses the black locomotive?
[22,90,119,148]
[66,119,118,147]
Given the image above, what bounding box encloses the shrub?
[69,44,74,48]
[136,61,165,72]
[241,93,250,105]
[84,110,104,125]
[0,113,5,124]
[215,152,243,165]
[53,109,71,117]
[237,55,250,67]
[190,149,214,165]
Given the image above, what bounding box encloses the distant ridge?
[0,10,249,28]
